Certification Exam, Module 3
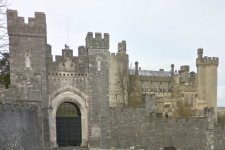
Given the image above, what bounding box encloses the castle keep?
[0,10,225,150]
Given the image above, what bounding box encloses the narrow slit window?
[97,59,101,71]
[25,53,31,68]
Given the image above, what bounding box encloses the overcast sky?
[7,0,225,106]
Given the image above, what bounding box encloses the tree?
[117,65,128,106]
[173,100,196,120]
[0,0,8,51]
[0,52,9,88]
[128,75,142,108]
[0,0,9,88]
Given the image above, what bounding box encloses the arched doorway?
[49,90,89,148]
[56,102,82,147]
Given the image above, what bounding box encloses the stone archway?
[49,91,88,148]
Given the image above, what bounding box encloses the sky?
[7,0,225,106]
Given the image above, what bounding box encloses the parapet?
[78,46,87,56]
[196,48,219,66]
[62,48,73,57]
[85,32,109,49]
[201,56,219,66]
[7,9,46,37]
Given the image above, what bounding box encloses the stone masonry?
[0,9,224,150]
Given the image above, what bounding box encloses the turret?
[197,48,203,59]
[86,32,111,147]
[196,48,219,119]
[171,64,174,75]
[7,10,48,103]
[135,61,139,76]
[179,65,189,83]
[118,40,126,54]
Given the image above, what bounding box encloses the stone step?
[54,146,89,150]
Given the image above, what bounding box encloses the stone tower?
[196,48,219,112]
[7,10,48,105]
[109,41,129,107]
[86,32,112,148]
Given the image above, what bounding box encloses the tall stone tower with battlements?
[7,10,48,106]
[196,48,219,117]
[85,32,112,148]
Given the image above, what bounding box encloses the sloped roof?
[129,70,171,77]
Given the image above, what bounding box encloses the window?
[25,53,31,68]
[97,59,101,71]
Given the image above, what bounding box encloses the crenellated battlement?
[202,56,219,65]
[196,48,219,66]
[110,51,129,70]
[85,32,109,49]
[197,56,219,66]
[7,9,46,37]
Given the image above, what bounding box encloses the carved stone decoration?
[64,57,74,71]
[58,52,76,72]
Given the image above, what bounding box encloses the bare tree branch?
[0,0,8,54]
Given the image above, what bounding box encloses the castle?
[0,10,225,150]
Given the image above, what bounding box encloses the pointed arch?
[49,90,88,148]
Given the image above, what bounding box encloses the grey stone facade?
[0,9,224,150]
[0,103,42,150]
[111,108,209,149]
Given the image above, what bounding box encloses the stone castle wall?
[110,108,210,150]
[1,101,225,150]
[0,103,42,150]
[214,128,225,150]
[110,107,225,150]
[47,46,89,97]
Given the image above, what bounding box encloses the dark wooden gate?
[56,102,81,147]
